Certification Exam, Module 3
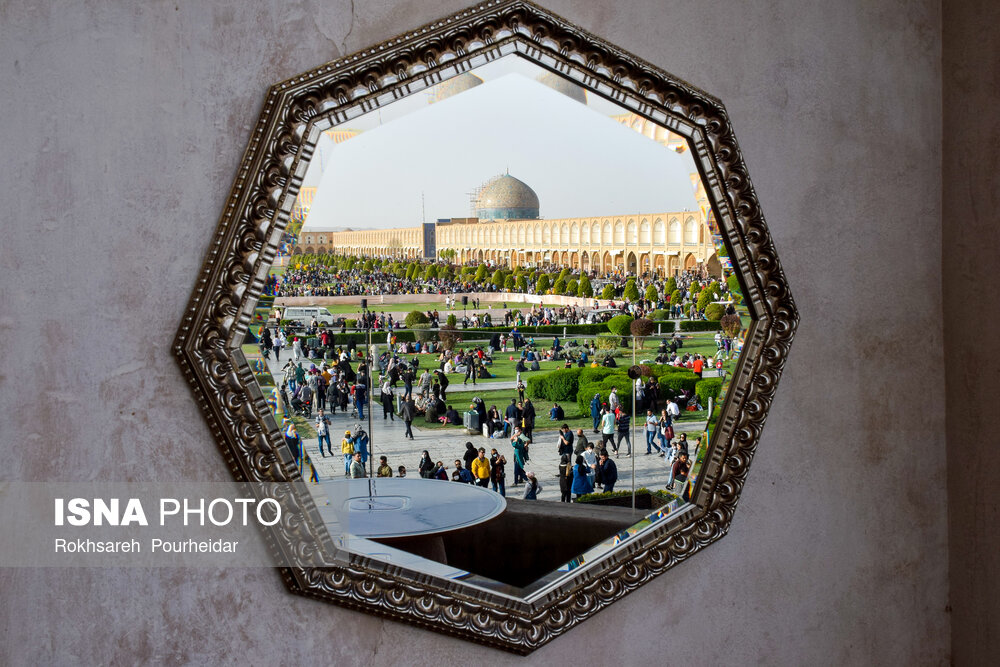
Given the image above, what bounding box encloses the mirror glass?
[240,54,749,596]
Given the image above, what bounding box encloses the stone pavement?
[262,348,708,502]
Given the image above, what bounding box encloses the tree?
[689,280,701,296]
[696,288,714,311]
[504,275,516,290]
[491,269,505,287]
[438,325,460,350]
[720,313,742,338]
[536,274,551,293]
[578,275,593,297]
[566,279,579,296]
[670,289,683,306]
[474,264,488,283]
[515,275,527,292]
[446,313,458,327]
[363,259,374,272]
[645,284,658,302]
[601,284,615,300]
[557,267,571,282]
[423,264,438,281]
[623,279,640,302]
[553,277,566,295]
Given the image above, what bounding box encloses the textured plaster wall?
[943,0,1000,662]
[1,0,953,664]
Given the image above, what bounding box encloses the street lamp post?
[362,298,374,478]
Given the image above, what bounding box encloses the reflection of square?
[175,1,796,653]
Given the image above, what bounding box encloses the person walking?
[314,409,332,457]
[644,409,662,455]
[380,380,395,421]
[521,398,536,440]
[489,449,507,496]
[558,454,572,502]
[600,407,616,454]
[589,393,602,433]
[401,394,416,440]
[510,428,530,485]
[615,408,632,457]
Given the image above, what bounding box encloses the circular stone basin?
[320,478,507,539]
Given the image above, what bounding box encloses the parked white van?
[282,306,334,326]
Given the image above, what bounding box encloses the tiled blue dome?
[475,174,539,220]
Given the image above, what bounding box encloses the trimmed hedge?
[463,323,611,336]
[695,378,723,408]
[679,320,722,332]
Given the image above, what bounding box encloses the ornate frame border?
[173,0,797,654]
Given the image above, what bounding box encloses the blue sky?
[303,56,700,230]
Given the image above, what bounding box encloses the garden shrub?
[695,378,723,408]
[404,310,430,327]
[543,367,583,401]
[594,333,619,350]
[704,303,726,321]
[446,313,457,327]
[679,320,722,332]
[600,284,615,299]
[607,314,634,337]
[650,309,670,321]
[526,374,548,399]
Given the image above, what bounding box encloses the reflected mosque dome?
[535,72,588,105]
[431,72,484,103]
[475,173,540,220]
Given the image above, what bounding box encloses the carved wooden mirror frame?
[173,0,797,654]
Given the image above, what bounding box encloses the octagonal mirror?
[174,0,797,654]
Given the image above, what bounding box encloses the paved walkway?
[262,345,710,501]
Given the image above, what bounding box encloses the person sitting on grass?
[549,403,564,420]
[443,405,461,425]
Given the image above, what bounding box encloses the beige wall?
[2,0,981,664]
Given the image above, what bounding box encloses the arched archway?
[614,254,625,273]
[626,251,637,274]
[571,252,579,269]
[683,253,697,272]
[602,251,612,273]
[654,254,665,276]
[706,253,722,278]
[639,253,650,274]
[581,252,590,272]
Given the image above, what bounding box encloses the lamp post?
[362,298,374,478]
[629,318,655,513]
